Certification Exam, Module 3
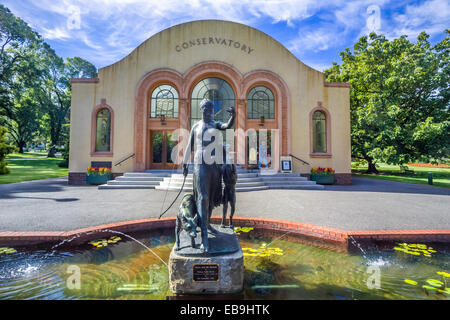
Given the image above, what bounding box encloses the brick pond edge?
[1,216,449,250]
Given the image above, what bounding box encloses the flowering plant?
[87,166,112,175]
[311,167,335,175]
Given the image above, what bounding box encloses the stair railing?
[288,153,310,166]
[114,153,135,167]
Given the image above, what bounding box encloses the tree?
[0,126,16,174]
[37,52,97,157]
[325,31,450,172]
[0,4,43,153]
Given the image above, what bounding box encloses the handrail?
[289,153,310,166]
[114,153,135,166]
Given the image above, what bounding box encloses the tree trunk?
[366,157,378,174]
[47,145,56,158]
[17,141,25,154]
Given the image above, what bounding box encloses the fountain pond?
[0,228,448,300]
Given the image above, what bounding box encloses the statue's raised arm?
[216,107,235,130]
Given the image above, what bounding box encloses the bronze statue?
[175,193,198,251]
[183,99,235,253]
[221,163,237,228]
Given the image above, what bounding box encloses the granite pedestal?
[169,224,244,294]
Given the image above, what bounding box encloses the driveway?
[0,176,448,231]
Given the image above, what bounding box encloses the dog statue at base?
[175,193,199,251]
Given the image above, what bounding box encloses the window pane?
[151,85,179,118]
[190,77,235,128]
[152,132,163,163]
[95,108,111,152]
[247,86,275,119]
[312,111,327,153]
[166,132,177,164]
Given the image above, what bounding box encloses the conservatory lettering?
[175,37,254,54]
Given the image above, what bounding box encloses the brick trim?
[1,217,448,249]
[335,173,352,185]
[68,172,87,185]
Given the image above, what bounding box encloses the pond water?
[0,229,448,300]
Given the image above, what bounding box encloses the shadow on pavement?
[0,177,82,202]
[322,176,450,196]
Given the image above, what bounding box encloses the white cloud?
[3,0,449,68]
[387,0,449,39]
[288,27,340,53]
[40,27,71,40]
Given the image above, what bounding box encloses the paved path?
[0,177,449,232]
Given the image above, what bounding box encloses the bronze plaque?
[192,264,220,282]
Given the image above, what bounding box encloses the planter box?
[310,174,335,185]
[86,174,111,185]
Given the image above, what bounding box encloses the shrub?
[0,127,16,174]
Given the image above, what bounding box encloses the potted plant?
[310,167,335,185]
[86,166,112,185]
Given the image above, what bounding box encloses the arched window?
[150,84,179,118]
[95,108,111,152]
[247,86,275,119]
[312,110,327,153]
[190,77,235,128]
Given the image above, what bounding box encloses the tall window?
[95,108,111,152]
[247,86,275,119]
[190,78,235,128]
[312,110,327,153]
[150,84,179,118]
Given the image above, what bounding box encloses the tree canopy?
[0,4,97,160]
[325,31,449,172]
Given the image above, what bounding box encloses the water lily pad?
[422,285,438,291]
[404,279,418,285]
[438,288,450,294]
[426,279,444,287]
[89,236,121,248]
[404,250,420,256]
[436,271,450,278]
[0,247,17,254]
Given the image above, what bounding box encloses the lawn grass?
[5,152,48,159]
[352,163,450,188]
[0,157,68,184]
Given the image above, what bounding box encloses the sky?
[1,0,449,71]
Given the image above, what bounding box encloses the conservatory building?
[68,20,351,184]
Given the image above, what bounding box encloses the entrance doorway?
[247,130,272,169]
[149,130,177,169]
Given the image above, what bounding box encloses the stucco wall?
[69,20,350,176]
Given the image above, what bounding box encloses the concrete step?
[264,181,317,186]
[98,184,156,189]
[124,172,172,177]
[154,185,269,192]
[116,176,166,182]
[267,184,324,190]
[158,181,265,188]
[258,173,301,177]
[160,177,263,183]
[144,169,182,173]
[260,177,308,182]
[107,180,161,186]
